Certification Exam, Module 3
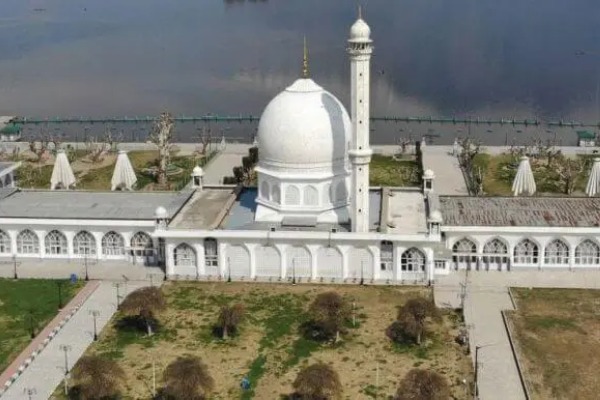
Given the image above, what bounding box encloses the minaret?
[347,7,373,232]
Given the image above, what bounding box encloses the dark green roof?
[576,130,595,139]
[0,124,21,135]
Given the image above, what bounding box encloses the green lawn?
[473,153,591,196]
[369,154,421,187]
[0,279,83,372]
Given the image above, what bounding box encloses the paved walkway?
[0,280,151,399]
[435,270,600,400]
[203,143,251,184]
[421,146,468,195]
[0,259,164,282]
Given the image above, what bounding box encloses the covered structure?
[512,156,536,196]
[50,150,76,190]
[111,150,137,191]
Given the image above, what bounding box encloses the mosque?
[2,13,600,283]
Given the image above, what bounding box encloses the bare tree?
[197,126,212,156]
[71,355,126,400]
[292,363,342,400]
[28,136,51,164]
[397,136,412,155]
[160,355,215,400]
[149,112,174,187]
[307,292,351,343]
[386,297,439,346]
[216,303,245,339]
[394,369,450,400]
[119,286,166,336]
[554,155,586,195]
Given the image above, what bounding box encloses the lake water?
[1,0,599,144]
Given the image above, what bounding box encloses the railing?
[7,115,600,128]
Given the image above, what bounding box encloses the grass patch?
[73,283,472,399]
[0,278,83,371]
[508,288,600,399]
[369,154,420,187]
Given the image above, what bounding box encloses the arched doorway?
[452,238,477,270]
[286,246,311,280]
[317,247,342,280]
[348,247,374,282]
[482,238,508,271]
[255,245,281,279]
[227,245,250,278]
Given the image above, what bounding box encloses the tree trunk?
[335,330,340,344]
[222,325,228,340]
[158,146,167,187]
[146,320,153,336]
[416,331,421,345]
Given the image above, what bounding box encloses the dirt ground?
[84,282,473,400]
[508,288,600,400]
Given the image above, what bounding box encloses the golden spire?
[302,36,309,79]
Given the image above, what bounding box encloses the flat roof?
[440,196,600,227]
[382,188,428,234]
[168,188,235,229]
[222,188,382,232]
[0,189,194,220]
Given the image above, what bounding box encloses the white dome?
[429,210,443,223]
[192,166,204,176]
[257,78,351,171]
[154,206,167,219]
[423,169,435,179]
[349,18,371,42]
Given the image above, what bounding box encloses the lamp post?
[12,255,19,279]
[89,310,100,341]
[227,257,232,283]
[56,281,64,310]
[113,282,122,310]
[84,254,89,281]
[26,309,36,339]
[360,260,365,285]
[292,258,296,285]
[59,344,72,375]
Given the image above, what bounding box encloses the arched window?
[45,230,67,255]
[544,239,569,265]
[260,181,270,200]
[514,239,539,264]
[322,183,331,205]
[380,241,394,271]
[271,185,281,204]
[401,248,425,271]
[0,230,10,254]
[452,238,477,267]
[130,232,153,256]
[303,185,319,206]
[73,231,96,255]
[17,230,39,254]
[575,240,600,265]
[482,238,508,264]
[285,185,300,205]
[204,238,218,267]
[102,231,125,256]
[174,243,196,266]
[335,181,347,202]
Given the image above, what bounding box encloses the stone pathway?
[203,143,251,185]
[0,281,100,391]
[435,270,600,400]
[421,146,469,195]
[0,280,151,399]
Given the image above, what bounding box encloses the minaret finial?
[358,4,362,19]
[302,36,309,78]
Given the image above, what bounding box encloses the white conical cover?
[512,156,536,196]
[111,150,137,191]
[50,150,76,190]
[586,158,600,196]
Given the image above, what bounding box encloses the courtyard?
[0,278,83,372]
[65,282,472,399]
[508,288,600,399]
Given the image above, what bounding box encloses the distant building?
[0,117,22,142]
[577,130,596,147]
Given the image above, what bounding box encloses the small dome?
[429,210,443,223]
[423,169,435,179]
[349,18,371,42]
[154,206,167,219]
[192,166,204,176]
[257,78,351,171]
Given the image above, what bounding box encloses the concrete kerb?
[0,281,101,397]
[500,310,532,400]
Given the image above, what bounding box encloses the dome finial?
[302,36,309,79]
[358,4,362,19]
